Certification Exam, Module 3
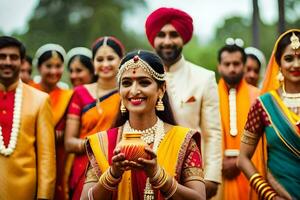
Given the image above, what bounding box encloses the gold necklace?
[282,84,300,98]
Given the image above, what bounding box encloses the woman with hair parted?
[80,50,206,200]
[66,47,96,87]
[64,36,124,200]
[31,43,74,200]
[237,29,300,200]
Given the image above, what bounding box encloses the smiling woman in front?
[80,50,206,200]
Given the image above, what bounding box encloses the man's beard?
[156,45,182,64]
[222,71,244,86]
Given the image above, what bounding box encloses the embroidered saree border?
[259,92,300,158]
[82,89,118,114]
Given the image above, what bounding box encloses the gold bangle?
[249,173,261,185]
[260,185,272,197]
[253,179,265,191]
[151,168,169,189]
[257,182,268,194]
[98,168,121,191]
[264,190,276,200]
[150,167,162,183]
[78,139,85,152]
[251,176,262,188]
[267,192,277,200]
[99,173,117,191]
[163,178,178,199]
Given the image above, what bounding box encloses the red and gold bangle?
[263,190,277,200]
[249,173,262,185]
[267,192,277,200]
[253,179,265,192]
[260,185,272,197]
[249,172,278,199]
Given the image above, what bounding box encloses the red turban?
[145,7,194,47]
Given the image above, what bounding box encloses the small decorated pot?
[117,132,150,161]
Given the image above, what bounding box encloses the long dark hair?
[113,50,177,128]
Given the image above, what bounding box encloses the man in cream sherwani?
[0,36,56,200]
[145,7,222,199]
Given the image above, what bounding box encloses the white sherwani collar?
[167,55,185,73]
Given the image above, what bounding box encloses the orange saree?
[31,83,73,200]
[67,86,120,200]
[218,78,264,200]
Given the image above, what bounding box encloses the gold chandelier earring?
[277,69,284,82]
[120,101,127,113]
[156,95,164,111]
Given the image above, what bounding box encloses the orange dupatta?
[80,91,120,139]
[218,78,263,200]
[31,83,73,126]
[261,29,300,94]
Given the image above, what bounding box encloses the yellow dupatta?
[88,126,196,200]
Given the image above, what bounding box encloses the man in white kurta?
[145,7,222,198]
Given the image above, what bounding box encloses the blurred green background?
[1,0,299,85]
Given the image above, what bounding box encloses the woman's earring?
[156,95,164,111]
[277,69,284,82]
[120,101,127,113]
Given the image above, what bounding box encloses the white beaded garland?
[0,80,23,156]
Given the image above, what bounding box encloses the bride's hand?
[128,147,159,178]
[111,148,129,178]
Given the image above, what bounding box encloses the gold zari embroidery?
[241,130,260,145]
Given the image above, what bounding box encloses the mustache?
[158,44,177,50]
[0,64,14,68]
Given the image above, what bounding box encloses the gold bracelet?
[253,179,265,191]
[163,177,178,199]
[98,168,121,191]
[257,182,268,194]
[264,190,276,200]
[251,176,262,188]
[99,173,117,191]
[151,168,169,189]
[267,192,277,200]
[78,139,85,153]
[150,167,162,183]
[260,185,272,198]
[249,173,261,185]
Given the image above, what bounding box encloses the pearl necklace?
[123,118,165,200]
[282,85,300,108]
[0,80,23,156]
[282,85,300,98]
[123,118,164,145]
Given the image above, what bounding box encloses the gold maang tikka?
[290,32,300,50]
[51,50,60,59]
